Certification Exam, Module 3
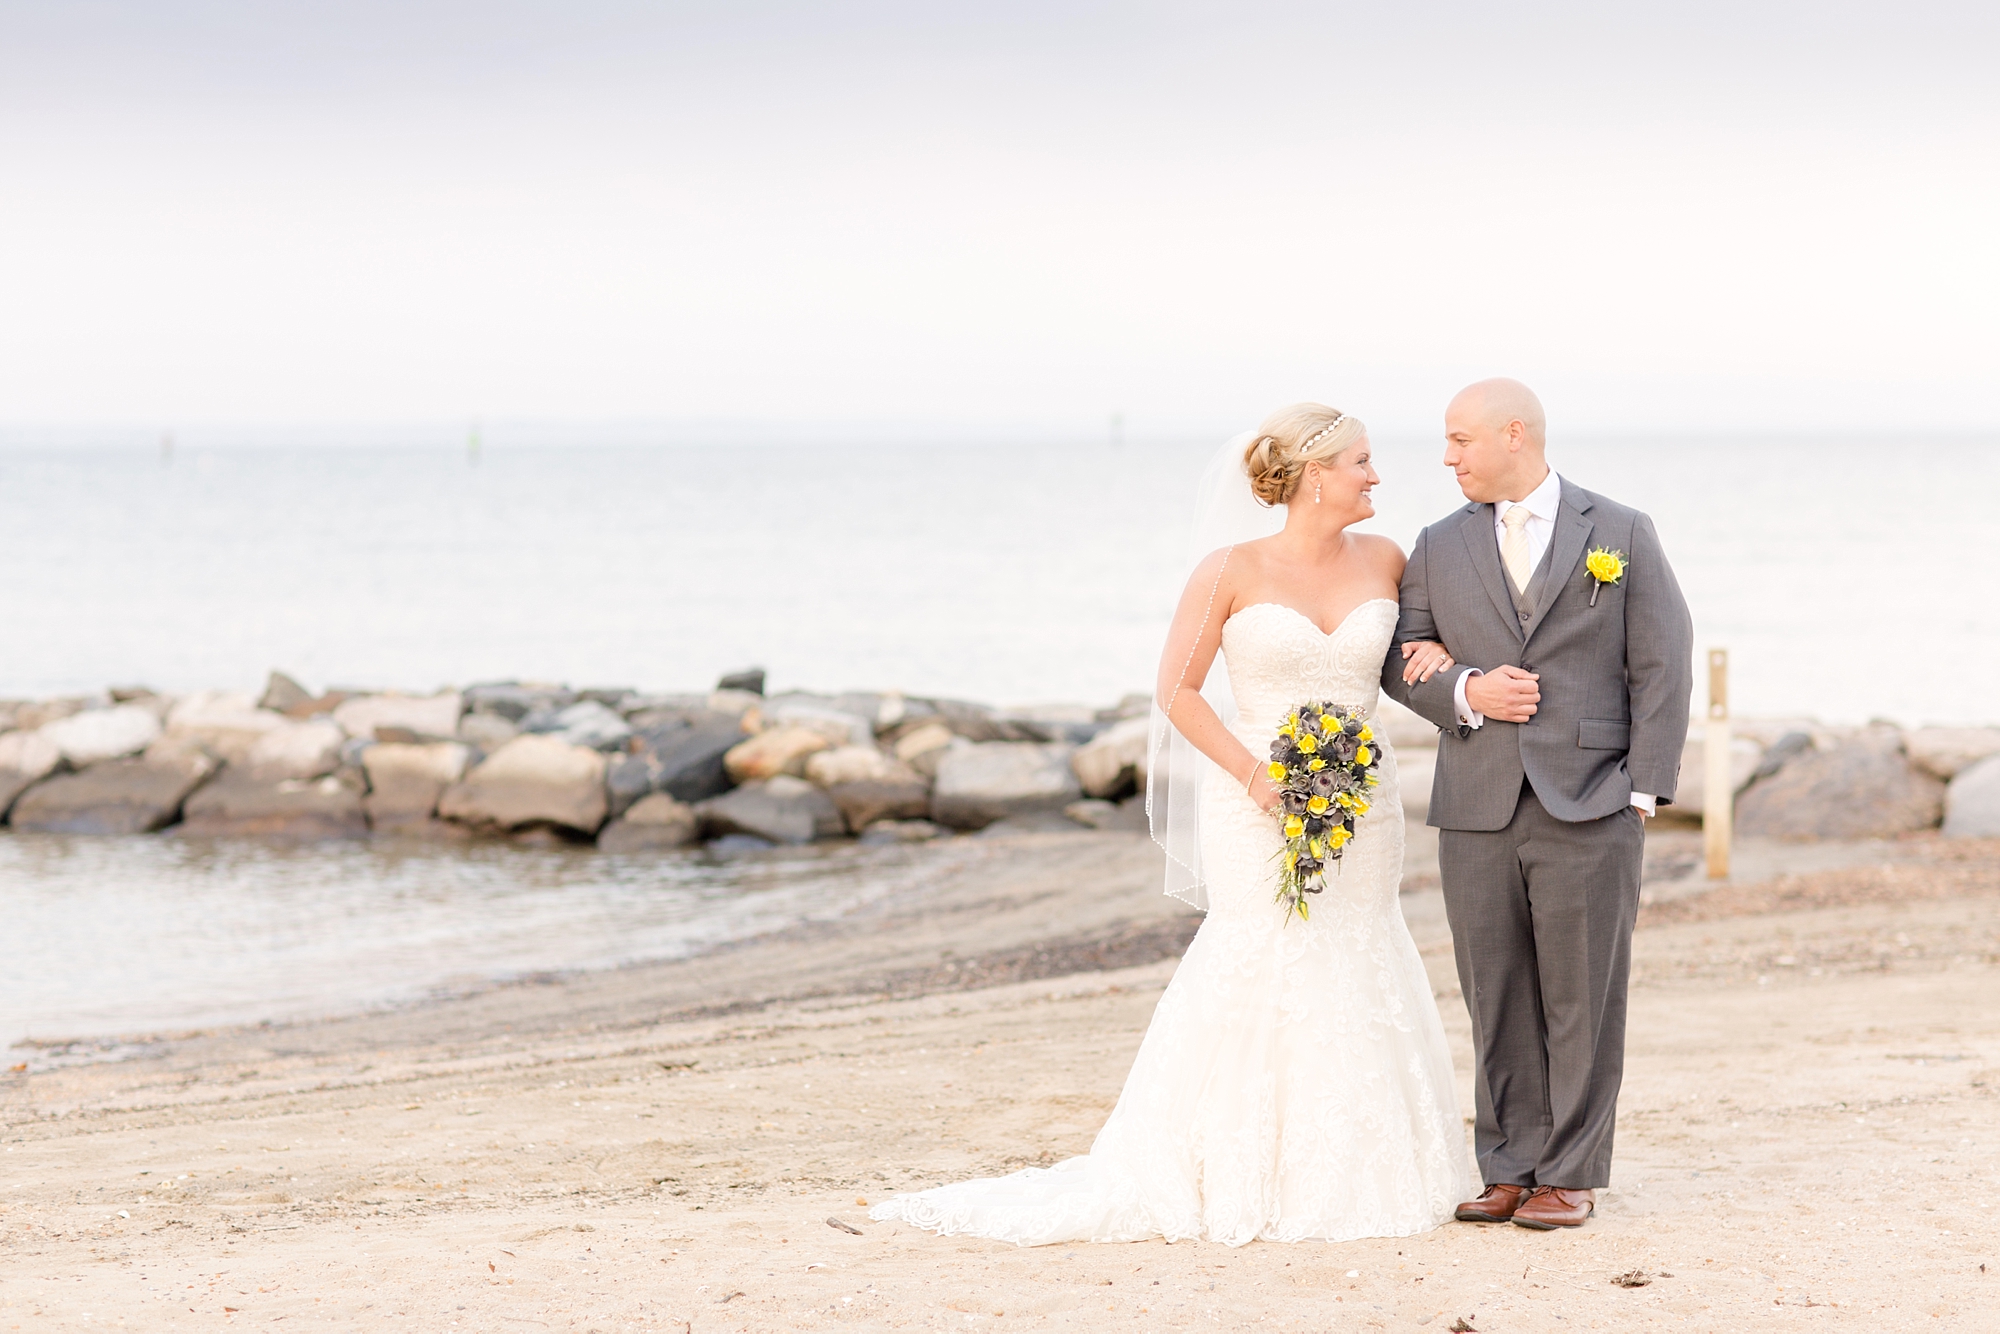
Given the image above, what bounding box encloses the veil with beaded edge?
[1145,431,1287,912]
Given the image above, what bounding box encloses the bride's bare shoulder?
[1351,532,1408,580]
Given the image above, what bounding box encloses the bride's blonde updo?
[1242,403,1367,506]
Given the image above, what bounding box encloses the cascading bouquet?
[1263,702,1382,922]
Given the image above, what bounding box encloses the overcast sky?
[1,1,1994,439]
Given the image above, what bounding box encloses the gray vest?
[1502,519,1558,627]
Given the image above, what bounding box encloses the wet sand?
[2,827,1996,1332]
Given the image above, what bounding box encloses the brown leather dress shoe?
[1454,1183,1531,1223]
[1511,1186,1595,1230]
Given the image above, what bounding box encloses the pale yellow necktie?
[1500,504,1534,594]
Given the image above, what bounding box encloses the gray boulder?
[1069,715,1151,800]
[1942,755,2000,838]
[1906,727,2000,782]
[9,738,218,834]
[1002,703,1104,745]
[696,775,845,844]
[362,741,472,830]
[931,741,1083,830]
[617,693,708,721]
[438,735,608,834]
[182,771,368,840]
[604,753,655,821]
[803,745,930,830]
[522,699,631,751]
[457,712,520,749]
[716,667,766,695]
[610,711,747,808]
[40,704,163,766]
[463,682,577,722]
[1736,728,1946,840]
[889,699,1043,745]
[597,793,701,852]
[258,670,315,714]
[0,729,63,818]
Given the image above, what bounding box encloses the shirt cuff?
[1453,668,1484,729]
[1630,792,1657,816]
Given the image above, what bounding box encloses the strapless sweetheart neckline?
[1227,597,1399,639]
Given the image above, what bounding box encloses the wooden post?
[1704,648,1731,880]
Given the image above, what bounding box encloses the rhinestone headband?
[1299,414,1348,451]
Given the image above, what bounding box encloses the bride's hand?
[1246,765,1285,814]
[1400,640,1455,685]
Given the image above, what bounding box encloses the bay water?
[2,434,1993,1049]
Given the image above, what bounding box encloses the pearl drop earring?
[1314,480,1322,504]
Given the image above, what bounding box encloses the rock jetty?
[0,672,1994,849]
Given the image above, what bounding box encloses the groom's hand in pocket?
[1465,665,1540,723]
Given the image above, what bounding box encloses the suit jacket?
[1380,478,1693,832]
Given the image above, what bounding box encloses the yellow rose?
[1309,838,1324,858]
[1352,798,1370,817]
[1267,762,1287,782]
[1321,715,1341,735]
[1586,547,1626,585]
[1358,725,1373,742]
[1328,827,1350,848]
[1307,758,1326,772]
[1306,795,1330,815]
[1297,734,1318,754]
[1355,745,1372,766]
[1283,815,1305,838]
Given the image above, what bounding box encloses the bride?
[871,405,1472,1245]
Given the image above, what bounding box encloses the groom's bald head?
[1449,378,1546,449]
[1443,378,1552,504]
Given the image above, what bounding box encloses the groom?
[1382,379,1692,1230]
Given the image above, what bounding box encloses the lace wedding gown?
[871,599,1470,1246]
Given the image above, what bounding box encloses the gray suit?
[1381,478,1692,1189]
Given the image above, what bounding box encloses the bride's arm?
[1156,550,1282,813]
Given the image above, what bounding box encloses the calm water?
[2,435,1994,1049]
[1,436,1992,722]
[0,831,978,1055]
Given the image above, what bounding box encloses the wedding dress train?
[870,599,1471,1246]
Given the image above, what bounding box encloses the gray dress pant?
[1437,780,1644,1190]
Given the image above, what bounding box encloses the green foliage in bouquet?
[1263,702,1382,922]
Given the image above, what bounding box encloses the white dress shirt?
[1449,469,1656,816]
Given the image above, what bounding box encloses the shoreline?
[2,827,1994,1330]
[2,814,1962,1065]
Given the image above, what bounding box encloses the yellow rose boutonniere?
[1585,547,1627,606]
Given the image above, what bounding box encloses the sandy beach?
[2,824,1996,1332]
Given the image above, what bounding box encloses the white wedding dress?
[871,599,1470,1246]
